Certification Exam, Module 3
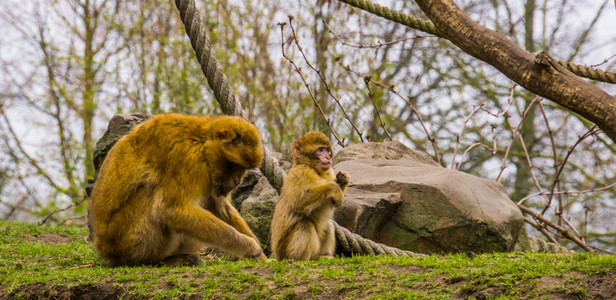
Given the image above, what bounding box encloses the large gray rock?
[332,141,525,253]
[333,140,440,167]
[515,228,573,253]
[239,177,278,254]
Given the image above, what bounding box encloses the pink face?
[220,166,246,195]
[315,145,332,171]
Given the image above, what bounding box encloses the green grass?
[1,220,615,299]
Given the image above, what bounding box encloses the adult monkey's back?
[89,113,267,266]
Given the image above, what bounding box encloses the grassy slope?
[1,220,615,299]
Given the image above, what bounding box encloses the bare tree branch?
[278,20,344,146]
[518,204,594,252]
[413,0,616,143]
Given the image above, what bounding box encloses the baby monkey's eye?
[317,147,331,153]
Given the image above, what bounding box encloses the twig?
[322,19,432,49]
[512,106,581,242]
[558,213,585,243]
[478,83,515,118]
[541,125,600,215]
[515,99,599,243]
[493,94,593,248]
[455,142,493,170]
[590,245,616,255]
[363,76,392,141]
[516,101,598,244]
[537,100,562,217]
[589,53,616,68]
[0,106,68,196]
[517,134,547,202]
[278,20,344,146]
[523,217,559,245]
[518,182,616,204]
[286,16,363,144]
[0,196,29,220]
[496,96,542,181]
[335,58,441,164]
[56,215,86,227]
[39,196,88,225]
[518,204,594,252]
[451,104,484,169]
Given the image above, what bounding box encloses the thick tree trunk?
[414,0,616,142]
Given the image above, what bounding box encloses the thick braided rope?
[337,0,442,37]
[174,0,285,193]
[337,0,616,84]
[174,0,412,256]
[558,59,616,84]
[334,222,416,256]
[175,0,242,116]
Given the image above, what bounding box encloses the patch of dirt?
[2,260,615,299]
[382,264,430,274]
[244,265,276,277]
[583,273,616,299]
[24,232,76,244]
[380,264,616,299]
[471,287,505,300]
[461,272,616,300]
[2,271,616,300]
[534,272,616,299]
[3,282,127,300]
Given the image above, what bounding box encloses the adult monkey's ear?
[291,140,302,158]
[215,129,231,143]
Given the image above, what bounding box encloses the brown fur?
[270,131,349,260]
[88,113,267,266]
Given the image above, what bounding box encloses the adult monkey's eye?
[232,137,244,146]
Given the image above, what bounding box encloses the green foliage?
[1,221,615,299]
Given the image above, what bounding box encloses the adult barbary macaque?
[89,113,267,266]
[270,131,350,260]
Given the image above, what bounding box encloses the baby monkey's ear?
[291,140,302,158]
